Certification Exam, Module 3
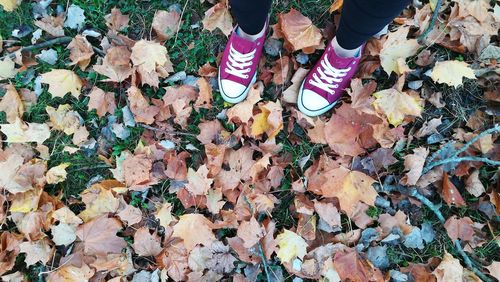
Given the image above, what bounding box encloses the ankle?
[331,37,361,59]
[236,25,266,42]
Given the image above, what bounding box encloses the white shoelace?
[225,44,256,79]
[309,54,351,95]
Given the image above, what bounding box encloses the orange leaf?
[441,172,466,206]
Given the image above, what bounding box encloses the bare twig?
[173,0,189,46]
[424,156,500,174]
[408,188,493,282]
[0,36,72,60]
[417,0,443,43]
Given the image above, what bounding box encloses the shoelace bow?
[309,54,351,95]
[225,44,256,79]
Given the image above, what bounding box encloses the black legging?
[230,0,410,49]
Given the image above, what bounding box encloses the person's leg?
[230,0,272,36]
[334,0,410,56]
[297,0,410,116]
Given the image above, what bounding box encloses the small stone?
[182,75,198,87]
[264,38,282,57]
[165,71,187,83]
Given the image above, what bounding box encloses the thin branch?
[424,156,500,174]
[1,36,72,60]
[417,0,443,43]
[451,124,500,159]
[173,0,189,46]
[408,188,493,282]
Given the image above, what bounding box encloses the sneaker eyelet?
[244,75,249,79]
[309,79,313,83]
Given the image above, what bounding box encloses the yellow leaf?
[155,203,175,229]
[0,57,17,79]
[251,110,270,137]
[373,88,423,126]
[0,0,19,12]
[329,0,344,13]
[46,163,70,184]
[78,183,119,222]
[0,117,51,144]
[276,229,308,263]
[431,60,476,88]
[40,69,82,98]
[10,188,42,213]
[172,214,216,251]
[131,39,173,73]
[380,26,420,75]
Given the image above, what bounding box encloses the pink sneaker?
[218,24,267,104]
[297,42,364,116]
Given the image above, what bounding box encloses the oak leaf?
[172,214,216,251]
[133,227,163,257]
[40,69,82,98]
[202,3,233,36]
[431,60,475,87]
[76,215,127,256]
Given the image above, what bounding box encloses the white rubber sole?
[297,80,337,117]
[218,69,257,104]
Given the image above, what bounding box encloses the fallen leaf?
[172,214,216,251]
[465,170,485,197]
[76,215,127,256]
[105,8,129,32]
[127,86,160,125]
[442,172,466,206]
[372,88,423,127]
[78,182,120,222]
[0,118,51,144]
[185,165,213,196]
[133,227,163,256]
[46,104,82,135]
[348,79,377,115]
[314,200,341,228]
[155,202,175,229]
[276,229,308,263]
[46,163,70,184]
[278,9,322,52]
[117,204,142,226]
[444,216,474,242]
[431,60,476,87]
[237,217,265,248]
[67,35,94,70]
[282,68,308,103]
[329,0,344,12]
[400,147,429,186]
[0,57,17,79]
[87,86,117,117]
[202,3,233,36]
[227,82,263,124]
[333,249,379,282]
[40,69,82,98]
[380,26,420,75]
[415,117,442,138]
[93,46,133,82]
[51,223,77,246]
[486,261,500,281]
[152,10,181,41]
[0,84,24,123]
[432,253,463,282]
[0,0,19,12]
[19,239,52,266]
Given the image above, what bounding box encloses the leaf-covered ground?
[0,0,499,281]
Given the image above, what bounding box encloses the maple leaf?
[76,215,127,256]
[276,229,308,263]
[127,86,160,125]
[155,202,175,229]
[251,101,284,139]
[117,204,142,226]
[430,60,476,87]
[214,146,255,191]
[78,182,119,222]
[67,35,94,70]
[441,172,466,206]
[172,214,216,251]
[0,57,17,79]
[0,118,51,144]
[87,86,117,117]
[0,84,24,123]
[185,165,213,196]
[46,163,70,184]
[19,239,52,266]
[133,227,163,257]
[465,170,485,197]
[432,253,464,282]
[202,3,233,36]
[372,88,423,127]
[40,69,82,98]
[206,188,225,214]
[152,10,181,41]
[93,46,134,82]
[226,82,263,124]
[0,0,18,11]
[278,9,323,52]
[131,40,173,87]
[444,215,474,242]
[347,79,377,115]
[380,26,420,75]
[237,217,265,248]
[105,8,129,32]
[333,249,382,282]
